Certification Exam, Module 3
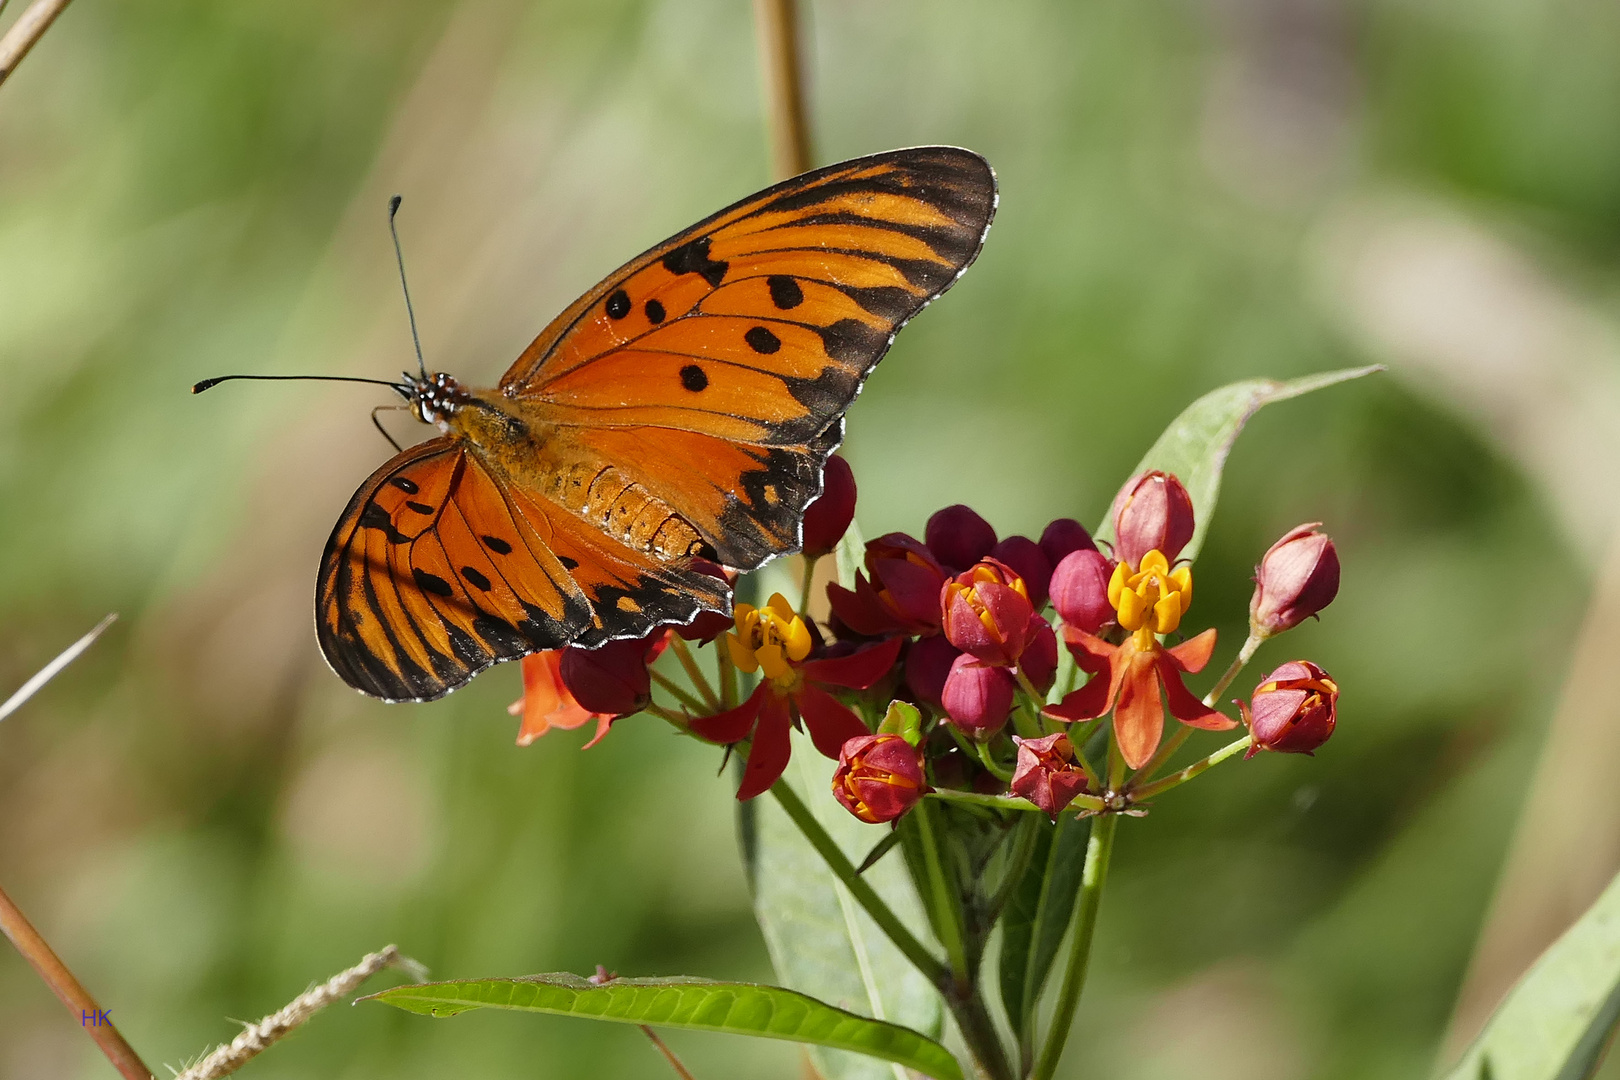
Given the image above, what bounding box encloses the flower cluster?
[508,455,1345,825]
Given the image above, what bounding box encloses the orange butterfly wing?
[501,146,997,569]
[318,436,726,701]
[317,147,994,701]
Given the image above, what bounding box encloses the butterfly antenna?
[191,373,410,395]
[389,195,428,380]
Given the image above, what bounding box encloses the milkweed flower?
[925,504,998,573]
[1242,661,1339,756]
[832,733,928,823]
[940,559,1041,666]
[940,654,1017,738]
[1249,523,1340,638]
[1046,545,1232,768]
[1050,548,1116,635]
[510,630,670,747]
[828,533,950,637]
[689,594,902,800]
[1010,732,1088,819]
[801,455,858,559]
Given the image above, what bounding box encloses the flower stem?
[975,739,1014,783]
[646,703,691,729]
[717,646,738,710]
[1203,631,1263,707]
[927,789,1106,815]
[751,0,814,179]
[1029,811,1119,1080]
[0,880,153,1080]
[1129,735,1254,802]
[797,553,820,617]
[910,796,970,983]
[640,1025,698,1080]
[0,0,76,91]
[768,782,947,987]
[650,671,708,716]
[667,636,721,712]
[1014,668,1048,707]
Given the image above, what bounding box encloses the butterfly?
[316,146,996,702]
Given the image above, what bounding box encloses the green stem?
[911,796,970,983]
[650,671,707,716]
[1014,668,1047,707]
[927,788,1106,815]
[798,553,820,616]
[1129,735,1254,802]
[717,644,738,710]
[646,703,690,729]
[667,636,721,712]
[769,782,947,987]
[1203,631,1263,707]
[1126,726,1192,791]
[986,813,1042,921]
[1106,728,1127,792]
[1029,812,1119,1080]
[975,739,1014,783]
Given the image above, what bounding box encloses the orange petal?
[1166,628,1218,673]
[515,652,599,745]
[1113,647,1163,769]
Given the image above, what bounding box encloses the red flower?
[941,653,1017,738]
[802,455,858,559]
[990,535,1053,609]
[1111,471,1195,567]
[940,559,1040,666]
[1039,518,1097,567]
[1011,733,1088,819]
[509,631,670,748]
[1242,661,1339,756]
[827,533,950,637]
[904,634,961,709]
[925,504,998,573]
[689,594,903,800]
[1250,523,1340,638]
[1046,628,1232,768]
[1049,548,1117,634]
[833,733,928,823]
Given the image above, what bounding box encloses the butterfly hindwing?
[318,436,727,701]
[501,147,996,569]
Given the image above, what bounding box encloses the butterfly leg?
[371,405,409,452]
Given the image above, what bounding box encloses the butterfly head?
[401,371,473,427]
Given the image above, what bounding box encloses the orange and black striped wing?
[318,436,728,701]
[501,146,996,570]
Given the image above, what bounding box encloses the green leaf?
[1443,868,1620,1080]
[998,813,1091,1042]
[366,973,963,1080]
[1093,367,1380,563]
[740,732,944,1080]
[835,517,868,591]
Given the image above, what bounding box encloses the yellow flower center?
[726,593,813,690]
[1107,549,1194,648]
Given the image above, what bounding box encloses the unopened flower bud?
[941,654,1016,738]
[1049,548,1116,633]
[940,559,1037,666]
[560,635,661,715]
[802,455,857,559]
[926,504,998,572]
[1010,732,1088,819]
[833,733,928,823]
[1111,471,1195,568]
[1039,518,1097,568]
[991,536,1053,609]
[1242,661,1338,757]
[1249,523,1340,638]
[1019,617,1059,693]
[905,634,960,709]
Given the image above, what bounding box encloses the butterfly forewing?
[502,146,996,571]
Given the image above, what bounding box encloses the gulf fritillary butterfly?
[316,147,995,702]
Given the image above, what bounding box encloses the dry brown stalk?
[0,0,75,90]
[752,0,813,180]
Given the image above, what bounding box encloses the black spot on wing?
[680,364,708,392]
[645,299,666,323]
[744,326,782,354]
[814,318,888,365]
[412,568,455,598]
[767,275,804,309]
[461,566,492,591]
[558,555,580,570]
[390,477,420,494]
[663,236,728,288]
[482,535,513,555]
[359,502,409,544]
[837,284,920,321]
[606,289,631,319]
[406,501,435,515]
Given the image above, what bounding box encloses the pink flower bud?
[1010,732,1088,819]
[1111,471,1195,567]
[1249,523,1340,638]
[802,455,857,559]
[1039,518,1097,568]
[926,504,998,572]
[1242,661,1339,757]
[905,634,960,709]
[1049,548,1116,634]
[941,654,1016,738]
[832,733,928,823]
[940,559,1037,666]
[991,536,1053,609]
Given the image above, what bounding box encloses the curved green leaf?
[366,973,963,1080]
[1093,366,1381,563]
[1442,869,1620,1080]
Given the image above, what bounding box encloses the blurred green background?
[2,0,1619,1077]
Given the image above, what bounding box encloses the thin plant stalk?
[751,0,813,179]
[927,788,1106,815]
[649,671,708,716]
[667,636,721,713]
[1127,726,1191,790]
[0,0,74,89]
[0,881,153,1080]
[1130,734,1254,802]
[797,553,820,616]
[1029,811,1119,1080]
[716,645,738,710]
[910,797,970,985]
[1203,630,1263,707]
[768,781,947,987]
[640,1025,698,1080]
